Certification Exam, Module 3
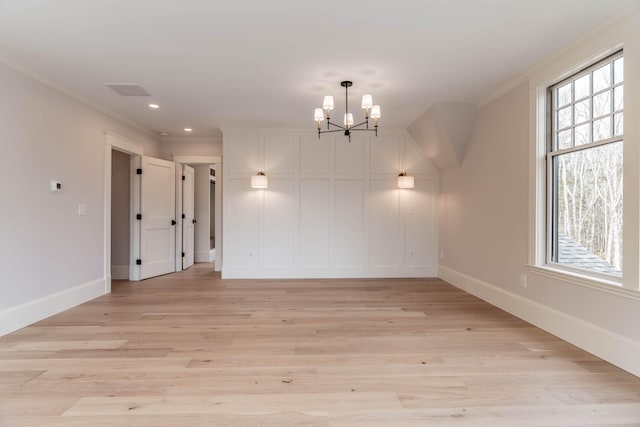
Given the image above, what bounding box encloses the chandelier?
[314,81,381,142]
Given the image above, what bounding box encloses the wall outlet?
[520,273,527,288]
[78,204,88,216]
[50,180,62,192]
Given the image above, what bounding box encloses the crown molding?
[0,55,156,137]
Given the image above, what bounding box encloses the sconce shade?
[397,172,414,189]
[251,172,268,189]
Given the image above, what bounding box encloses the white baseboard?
[111,264,129,280]
[222,266,437,279]
[0,278,105,337]
[439,265,640,377]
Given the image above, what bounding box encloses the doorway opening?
[110,149,131,280]
[209,165,216,262]
[173,156,222,272]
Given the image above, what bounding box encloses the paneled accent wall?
[222,129,438,278]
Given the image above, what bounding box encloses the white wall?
[438,9,640,376]
[222,129,438,278]
[193,165,211,262]
[110,149,130,278]
[161,136,222,159]
[0,61,162,335]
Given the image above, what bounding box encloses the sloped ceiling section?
[407,103,477,172]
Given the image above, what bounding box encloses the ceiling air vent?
[104,84,151,96]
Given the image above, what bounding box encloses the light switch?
[78,204,88,216]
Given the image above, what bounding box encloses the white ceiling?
[0,0,636,137]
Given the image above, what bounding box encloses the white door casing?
[140,156,176,279]
[172,155,222,272]
[182,165,195,269]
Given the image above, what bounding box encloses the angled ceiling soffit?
[407,103,476,172]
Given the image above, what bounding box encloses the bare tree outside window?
[549,52,623,277]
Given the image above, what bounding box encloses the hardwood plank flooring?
[1,263,639,426]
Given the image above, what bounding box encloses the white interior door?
[182,165,195,269]
[140,156,176,279]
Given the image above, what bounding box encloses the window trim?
[526,264,640,302]
[529,44,638,295]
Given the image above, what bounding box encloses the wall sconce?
[251,171,268,189]
[397,172,414,189]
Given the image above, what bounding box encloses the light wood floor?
[1,264,639,426]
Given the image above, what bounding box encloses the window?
[547,51,623,278]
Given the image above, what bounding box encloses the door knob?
[171,220,176,225]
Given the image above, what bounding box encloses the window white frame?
[528,20,640,297]
[545,51,624,281]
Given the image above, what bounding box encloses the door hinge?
[181,252,185,257]
[182,175,186,181]
[136,259,142,265]
[136,168,142,175]
[136,214,142,220]
[182,213,186,219]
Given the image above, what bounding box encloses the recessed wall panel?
[369,179,401,266]
[265,133,296,174]
[228,133,259,174]
[335,135,365,175]
[227,178,258,267]
[299,179,330,266]
[405,179,436,267]
[334,179,365,266]
[264,179,295,267]
[300,134,331,175]
[370,135,400,174]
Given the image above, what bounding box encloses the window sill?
[527,265,640,301]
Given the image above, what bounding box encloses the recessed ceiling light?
[184,128,192,132]
[148,103,159,109]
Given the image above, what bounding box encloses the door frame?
[173,155,222,272]
[181,164,196,270]
[104,132,143,293]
